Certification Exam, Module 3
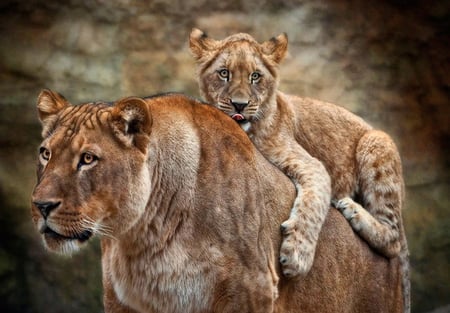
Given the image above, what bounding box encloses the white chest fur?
[110,243,213,313]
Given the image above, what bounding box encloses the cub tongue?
[231,113,245,121]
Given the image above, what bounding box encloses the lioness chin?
[189,29,410,312]
[31,90,403,313]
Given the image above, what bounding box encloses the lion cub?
[189,29,408,283]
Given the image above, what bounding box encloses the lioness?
[189,29,409,311]
[31,90,403,312]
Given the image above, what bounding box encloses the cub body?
[190,29,409,312]
[31,91,403,312]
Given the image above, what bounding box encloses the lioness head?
[31,89,152,254]
[189,28,287,132]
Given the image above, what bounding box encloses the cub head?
[31,89,152,254]
[189,28,288,132]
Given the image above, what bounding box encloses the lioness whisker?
[81,216,116,240]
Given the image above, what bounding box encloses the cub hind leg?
[334,129,410,312]
[335,129,404,257]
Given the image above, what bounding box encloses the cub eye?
[39,147,51,162]
[250,72,261,83]
[78,152,98,169]
[217,69,230,81]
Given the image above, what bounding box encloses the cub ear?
[111,97,152,153]
[189,28,218,61]
[261,33,288,64]
[36,89,70,137]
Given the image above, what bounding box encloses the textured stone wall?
[0,0,448,312]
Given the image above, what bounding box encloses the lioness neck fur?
[31,90,403,313]
[189,28,410,312]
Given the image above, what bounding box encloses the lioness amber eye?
[40,147,51,161]
[218,69,229,80]
[85,153,93,163]
[79,152,98,168]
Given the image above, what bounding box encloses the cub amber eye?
[218,69,230,81]
[250,72,261,83]
[40,147,51,161]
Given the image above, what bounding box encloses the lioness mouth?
[42,226,92,242]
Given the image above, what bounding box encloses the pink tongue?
[231,113,245,121]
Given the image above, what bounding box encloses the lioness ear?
[36,89,70,137]
[261,33,288,64]
[111,97,152,153]
[189,28,218,61]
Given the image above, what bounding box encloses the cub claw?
[279,256,288,265]
[280,219,297,235]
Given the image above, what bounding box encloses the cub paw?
[279,219,314,277]
[333,197,363,231]
[333,197,359,219]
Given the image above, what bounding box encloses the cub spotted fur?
[190,29,410,312]
[31,90,404,313]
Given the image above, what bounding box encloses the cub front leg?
[267,144,332,277]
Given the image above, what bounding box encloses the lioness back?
[32,90,403,313]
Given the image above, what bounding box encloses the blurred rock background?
[0,0,448,312]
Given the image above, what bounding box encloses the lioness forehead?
[49,102,111,140]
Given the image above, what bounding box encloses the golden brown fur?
[31,90,403,312]
[190,29,410,312]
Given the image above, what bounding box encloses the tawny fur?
[31,90,403,313]
[189,29,410,312]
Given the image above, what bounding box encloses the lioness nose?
[231,101,248,112]
[33,201,61,218]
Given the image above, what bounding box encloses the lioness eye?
[40,147,51,161]
[218,69,230,81]
[79,152,98,169]
[250,72,261,83]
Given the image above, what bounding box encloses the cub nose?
[33,201,61,218]
[231,101,248,112]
